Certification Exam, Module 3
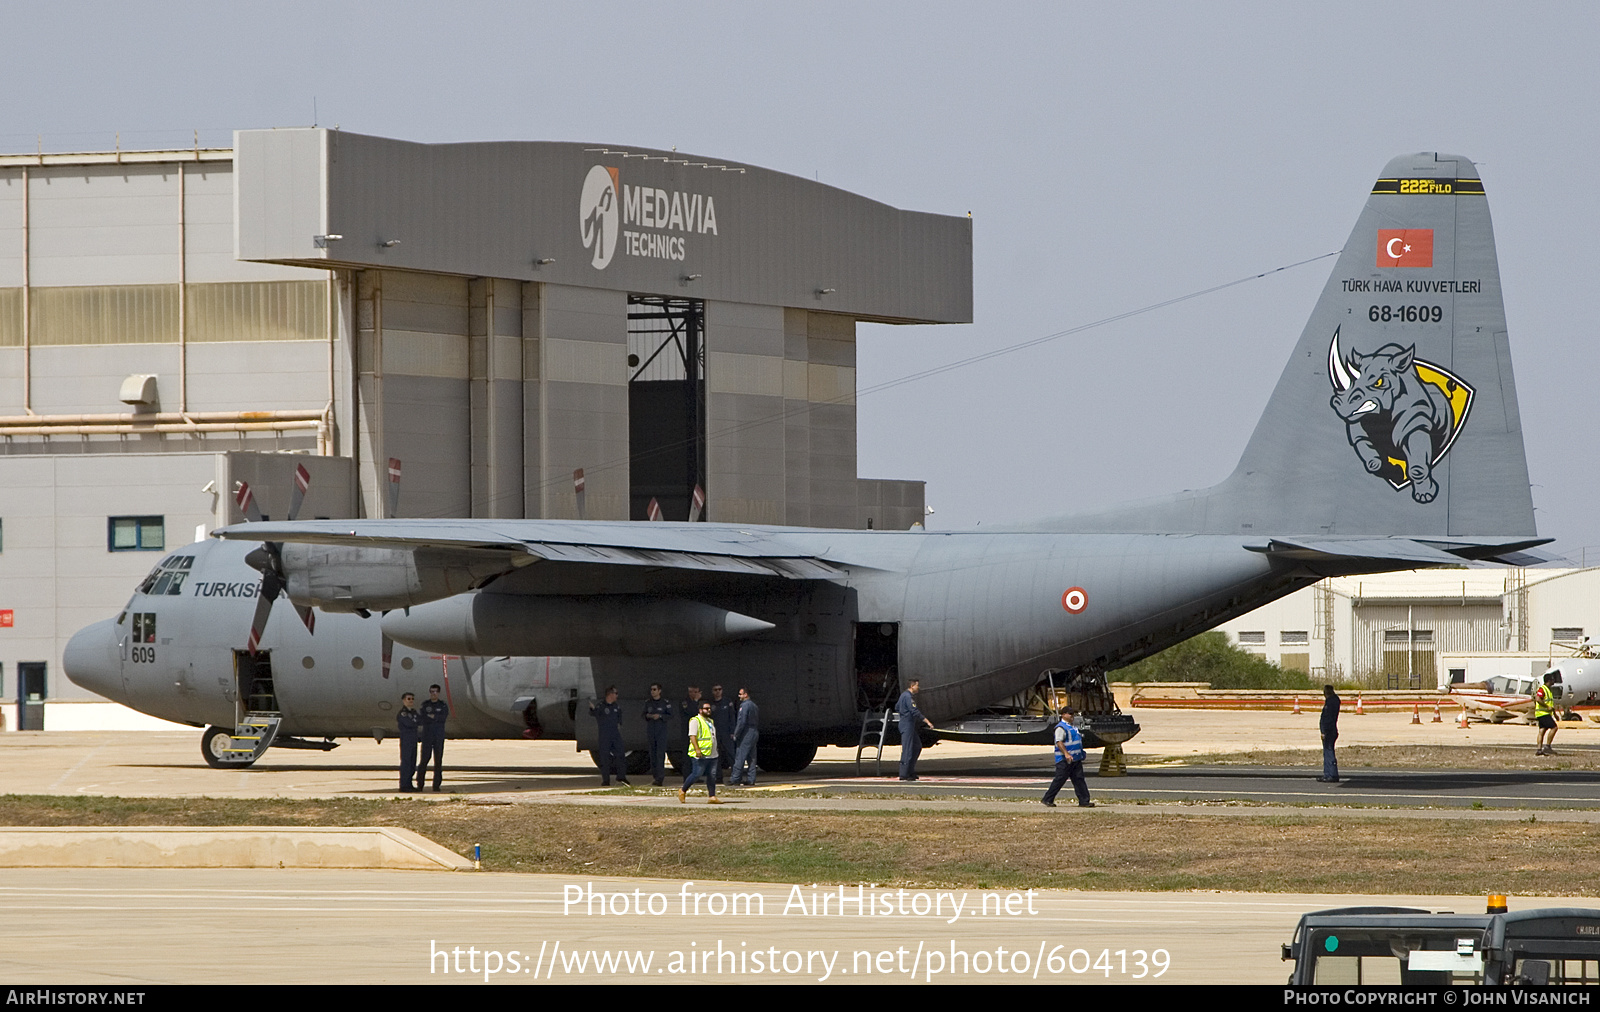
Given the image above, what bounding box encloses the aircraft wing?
[212,519,851,581]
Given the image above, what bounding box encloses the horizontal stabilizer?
[1250,535,1553,567]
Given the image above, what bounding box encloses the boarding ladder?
[854,706,895,776]
[217,712,282,764]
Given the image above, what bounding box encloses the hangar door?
[627,296,706,522]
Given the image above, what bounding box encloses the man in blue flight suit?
[1318,684,1341,782]
[1041,705,1094,808]
[896,678,934,781]
[396,692,421,793]
[673,685,703,778]
[589,686,630,786]
[642,683,674,787]
[730,687,759,786]
[709,684,737,785]
[416,683,450,792]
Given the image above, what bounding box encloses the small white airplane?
[1452,640,1600,723]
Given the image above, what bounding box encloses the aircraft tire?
[668,750,688,775]
[586,750,654,777]
[201,726,255,769]
[758,743,817,773]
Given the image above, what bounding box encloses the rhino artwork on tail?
[1328,326,1474,503]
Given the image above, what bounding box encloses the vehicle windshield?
[136,555,194,596]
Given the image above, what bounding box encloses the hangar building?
[0,129,972,728]
[1216,567,1600,689]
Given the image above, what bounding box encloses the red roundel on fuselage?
[1062,587,1088,614]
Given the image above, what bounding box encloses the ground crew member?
[710,684,736,783]
[679,700,722,804]
[676,685,703,774]
[416,683,449,792]
[396,692,421,793]
[1535,673,1560,756]
[731,687,759,786]
[1318,684,1341,782]
[1041,705,1094,808]
[643,683,674,786]
[589,686,630,786]
[896,678,934,781]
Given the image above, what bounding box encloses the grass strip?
[0,793,1593,895]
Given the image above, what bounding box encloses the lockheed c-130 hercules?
[64,152,1550,773]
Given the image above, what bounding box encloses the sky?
[5,2,1597,557]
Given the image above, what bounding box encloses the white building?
[1215,567,1600,688]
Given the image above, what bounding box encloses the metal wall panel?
[233,129,323,266]
[31,284,177,345]
[28,165,178,287]
[705,300,784,524]
[0,288,18,346]
[0,171,21,288]
[186,280,326,342]
[858,478,927,531]
[537,284,628,520]
[1350,603,1504,679]
[28,344,181,414]
[183,165,308,285]
[185,341,329,412]
[469,277,523,518]
[379,374,470,518]
[236,129,972,324]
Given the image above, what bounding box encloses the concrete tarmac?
[7,867,1587,985]
[0,705,1585,803]
[4,710,1600,986]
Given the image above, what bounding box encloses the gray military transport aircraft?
[65,152,1549,773]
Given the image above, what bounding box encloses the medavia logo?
[580,165,620,270]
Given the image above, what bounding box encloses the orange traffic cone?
[1355,694,1365,716]
[1292,696,1301,714]
[1458,707,1470,728]
[1432,702,1442,723]
[1411,703,1421,725]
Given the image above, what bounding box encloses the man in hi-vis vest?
[679,700,723,804]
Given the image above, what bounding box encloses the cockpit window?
[137,555,194,596]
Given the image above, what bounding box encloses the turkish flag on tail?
[1377,229,1433,268]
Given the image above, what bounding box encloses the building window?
[1281,630,1310,646]
[108,516,165,552]
[1552,627,1585,642]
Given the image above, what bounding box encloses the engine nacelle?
[283,544,515,612]
[381,593,776,657]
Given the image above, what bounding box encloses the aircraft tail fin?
[1067,153,1537,540]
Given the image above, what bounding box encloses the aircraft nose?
[63,617,123,700]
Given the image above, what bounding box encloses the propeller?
[238,463,317,654]
[386,457,402,517]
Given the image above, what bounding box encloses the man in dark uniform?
[1318,684,1341,782]
[709,684,736,784]
[642,683,674,786]
[730,687,759,786]
[396,692,421,793]
[589,686,629,786]
[674,685,703,778]
[416,683,450,792]
[896,678,934,781]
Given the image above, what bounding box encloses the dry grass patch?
[1,794,1597,895]
[1153,744,1600,771]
